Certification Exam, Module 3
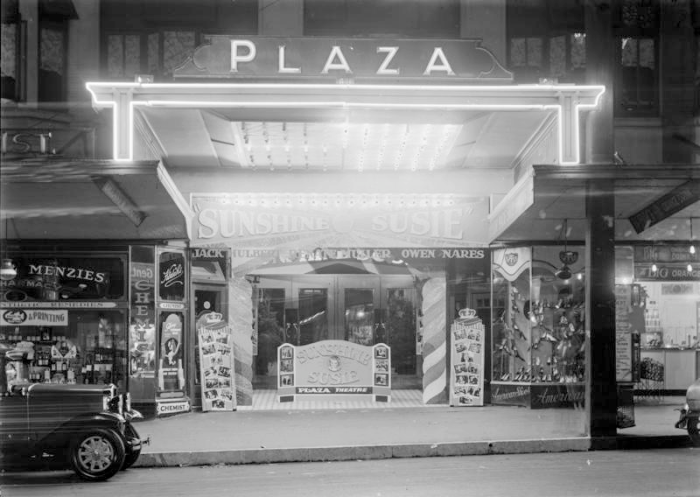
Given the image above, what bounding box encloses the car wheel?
[121,449,141,470]
[70,429,126,481]
[688,417,700,447]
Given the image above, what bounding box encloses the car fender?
[39,412,126,450]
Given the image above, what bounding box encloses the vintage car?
[675,377,700,447]
[0,383,148,481]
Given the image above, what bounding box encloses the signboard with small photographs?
[449,308,485,407]
[197,312,236,411]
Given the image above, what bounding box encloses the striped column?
[422,275,447,405]
[230,277,254,406]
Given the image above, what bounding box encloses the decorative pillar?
[584,1,617,443]
[585,180,617,440]
[422,275,448,404]
[584,1,615,164]
[230,276,254,406]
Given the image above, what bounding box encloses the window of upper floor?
[303,0,460,38]
[104,29,202,80]
[613,0,660,117]
[506,0,586,85]
[1,0,22,101]
[1,0,77,103]
[100,0,257,81]
[506,0,662,117]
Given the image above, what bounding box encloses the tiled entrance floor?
[239,389,428,410]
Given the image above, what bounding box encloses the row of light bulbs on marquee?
[239,121,462,171]
[215,193,459,208]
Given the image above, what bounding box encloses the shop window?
[2,310,128,391]
[613,0,659,116]
[105,30,199,80]
[616,245,699,396]
[491,247,586,409]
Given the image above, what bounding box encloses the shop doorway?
[252,265,420,390]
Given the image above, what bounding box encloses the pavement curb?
[133,438,592,468]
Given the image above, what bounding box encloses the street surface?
[1,449,698,497]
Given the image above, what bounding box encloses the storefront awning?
[489,164,700,243]
[0,158,193,240]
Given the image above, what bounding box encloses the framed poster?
[615,284,641,383]
[197,312,236,411]
[449,308,484,407]
[158,312,184,392]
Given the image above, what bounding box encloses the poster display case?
[155,249,190,417]
[449,308,484,406]
[197,312,236,411]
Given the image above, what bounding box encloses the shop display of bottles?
[1,327,126,388]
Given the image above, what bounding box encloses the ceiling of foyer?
[135,106,555,171]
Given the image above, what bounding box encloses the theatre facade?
[77,32,609,417]
[2,1,698,438]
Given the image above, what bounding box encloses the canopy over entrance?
[86,82,604,172]
[490,164,700,244]
[0,158,193,240]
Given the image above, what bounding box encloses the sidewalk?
[131,396,692,468]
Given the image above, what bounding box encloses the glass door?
[338,275,380,345]
[253,277,291,388]
[381,276,420,387]
[292,276,336,345]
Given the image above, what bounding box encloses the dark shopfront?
[0,159,194,417]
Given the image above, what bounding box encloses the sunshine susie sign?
[277,340,391,402]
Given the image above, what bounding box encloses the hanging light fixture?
[556,219,577,280]
[0,259,17,281]
[690,217,696,255]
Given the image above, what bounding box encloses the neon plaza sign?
[174,37,513,81]
[86,34,604,166]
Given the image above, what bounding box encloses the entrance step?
[240,389,429,410]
